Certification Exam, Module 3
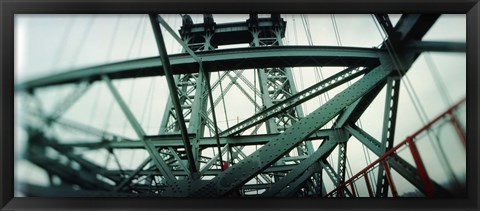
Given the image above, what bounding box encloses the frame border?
[1,0,479,210]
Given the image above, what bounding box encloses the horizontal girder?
[18,40,464,91]
[16,14,467,198]
[61,129,332,149]
[17,45,384,90]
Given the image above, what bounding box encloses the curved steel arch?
[17,45,384,90]
[16,14,466,198]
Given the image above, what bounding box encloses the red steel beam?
[326,97,465,197]
[382,161,398,197]
[364,173,374,197]
[448,111,466,148]
[406,138,436,197]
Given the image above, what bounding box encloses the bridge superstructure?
[16,14,466,197]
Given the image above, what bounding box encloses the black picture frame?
[1,0,479,210]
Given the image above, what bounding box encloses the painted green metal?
[149,14,197,175]
[178,64,393,197]
[48,81,90,122]
[220,66,370,136]
[276,162,322,197]
[103,75,177,184]
[16,45,383,90]
[113,157,152,192]
[16,14,465,197]
[263,129,351,197]
[261,131,346,196]
[375,77,401,197]
[345,124,452,197]
[63,129,334,149]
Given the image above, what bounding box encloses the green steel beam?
[175,63,393,197]
[199,144,229,175]
[319,158,353,197]
[156,15,201,64]
[26,128,124,188]
[336,142,348,186]
[149,14,197,175]
[345,124,452,197]
[113,156,152,192]
[220,66,370,136]
[54,118,135,142]
[261,129,349,197]
[320,159,341,186]
[276,163,321,197]
[261,138,340,197]
[16,45,383,90]
[19,14,455,198]
[104,162,299,178]
[103,76,145,138]
[334,79,387,128]
[62,129,333,149]
[48,81,90,122]
[394,14,440,42]
[18,182,141,197]
[26,143,115,191]
[406,41,466,53]
[103,75,177,184]
[375,77,401,197]
[168,147,191,178]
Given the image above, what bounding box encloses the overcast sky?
[14,14,466,197]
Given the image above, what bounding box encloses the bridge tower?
[15,14,466,198]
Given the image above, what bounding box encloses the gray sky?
[14,14,466,197]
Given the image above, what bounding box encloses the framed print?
[1,0,479,210]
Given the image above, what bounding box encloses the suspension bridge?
[15,14,466,197]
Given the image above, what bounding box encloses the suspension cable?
[70,15,95,69]
[361,144,377,191]
[122,15,145,137]
[137,15,148,57]
[88,84,102,125]
[218,72,230,128]
[371,15,459,197]
[371,15,430,126]
[127,15,145,60]
[51,17,75,73]
[293,15,307,113]
[140,78,155,125]
[330,14,343,46]
[345,157,359,196]
[371,15,450,166]
[424,52,452,105]
[302,17,323,107]
[102,15,123,134]
[105,15,122,62]
[103,93,115,135]
[146,79,157,132]
[424,51,460,187]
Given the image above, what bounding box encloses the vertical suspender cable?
[103,15,122,134]
[51,17,75,73]
[70,15,95,69]
[424,52,460,187]
[424,53,452,105]
[371,15,430,125]
[201,63,225,170]
[371,15,458,196]
[218,72,229,128]
[216,71,234,165]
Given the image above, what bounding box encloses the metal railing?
[325,97,466,197]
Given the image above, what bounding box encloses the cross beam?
[149,14,197,175]
[170,63,393,197]
[16,45,384,90]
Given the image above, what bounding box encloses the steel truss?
[16,14,466,197]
